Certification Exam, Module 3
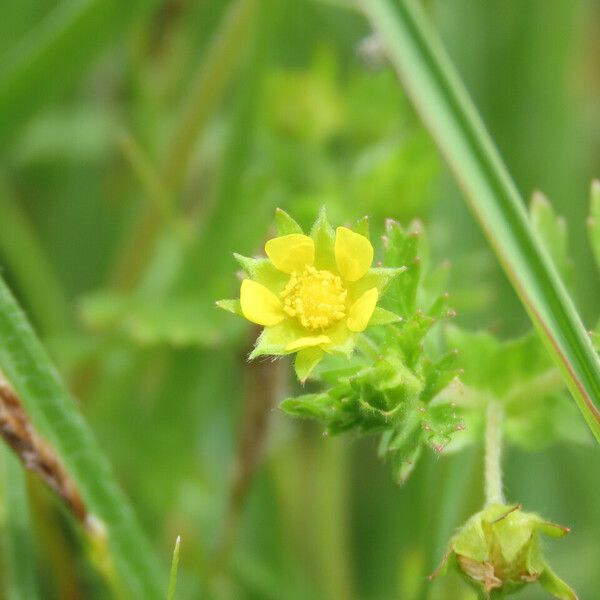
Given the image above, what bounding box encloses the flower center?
[281,266,347,331]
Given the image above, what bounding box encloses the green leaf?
[0,277,165,598]
[382,219,422,314]
[275,207,303,235]
[420,350,459,403]
[359,0,600,442]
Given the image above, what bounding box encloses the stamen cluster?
[281,266,347,331]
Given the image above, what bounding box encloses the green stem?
[484,402,504,506]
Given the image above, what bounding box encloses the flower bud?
[431,503,577,599]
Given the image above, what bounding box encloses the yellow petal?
[265,234,314,274]
[286,335,331,352]
[240,280,284,326]
[335,227,373,282]
[347,288,378,332]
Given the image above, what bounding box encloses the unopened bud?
[431,503,577,599]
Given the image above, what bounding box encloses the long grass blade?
[167,536,181,600]
[358,0,600,441]
[2,447,41,600]
[0,277,165,598]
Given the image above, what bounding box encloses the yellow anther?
[281,268,347,331]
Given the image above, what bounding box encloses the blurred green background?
[0,0,599,598]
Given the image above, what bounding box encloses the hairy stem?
[484,401,504,506]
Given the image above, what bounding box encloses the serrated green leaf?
[360,0,600,443]
[382,219,422,314]
[426,293,450,320]
[420,350,459,403]
[393,443,422,485]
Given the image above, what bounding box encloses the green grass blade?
[167,536,181,600]
[0,277,165,598]
[359,0,600,441]
[2,448,41,600]
[0,0,161,144]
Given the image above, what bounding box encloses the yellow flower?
[218,209,402,380]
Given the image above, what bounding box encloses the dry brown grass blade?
[0,375,86,523]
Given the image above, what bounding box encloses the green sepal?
[233,254,287,289]
[275,207,303,235]
[535,519,570,539]
[539,564,579,600]
[368,306,402,326]
[215,299,242,316]
[280,393,334,420]
[452,511,488,562]
[352,267,405,299]
[248,324,293,359]
[294,348,324,382]
[310,207,336,271]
